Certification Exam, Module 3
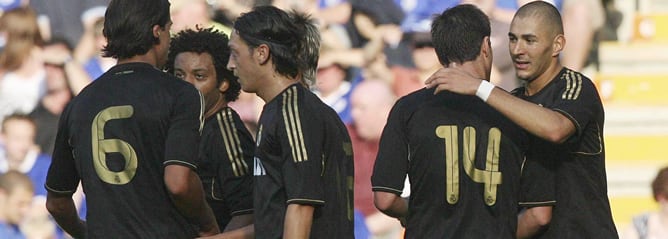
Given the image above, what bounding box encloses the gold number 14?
[435,125,502,206]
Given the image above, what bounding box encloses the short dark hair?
[166,28,241,102]
[102,0,171,59]
[514,1,564,36]
[233,5,303,79]
[431,4,490,66]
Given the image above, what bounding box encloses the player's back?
[62,62,201,238]
[374,87,527,239]
[253,83,354,239]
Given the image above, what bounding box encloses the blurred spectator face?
[170,0,209,32]
[43,69,72,114]
[350,81,395,141]
[0,184,33,225]
[173,52,223,111]
[1,118,36,161]
[412,42,439,71]
[316,64,346,96]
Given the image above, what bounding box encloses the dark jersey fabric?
[45,62,203,238]
[253,83,354,239]
[372,87,528,239]
[198,107,254,229]
[515,68,618,239]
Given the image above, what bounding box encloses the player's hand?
[424,63,483,96]
[197,223,221,237]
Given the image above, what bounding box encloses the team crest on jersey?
[254,157,266,176]
[254,124,266,176]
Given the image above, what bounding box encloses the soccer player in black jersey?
[227,6,354,239]
[44,0,219,238]
[166,27,254,237]
[371,5,528,239]
[426,1,618,239]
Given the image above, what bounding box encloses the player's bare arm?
[164,164,220,236]
[425,66,575,143]
[373,191,408,221]
[517,206,552,238]
[46,192,87,239]
[283,204,315,239]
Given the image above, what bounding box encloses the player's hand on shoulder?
[425,63,482,96]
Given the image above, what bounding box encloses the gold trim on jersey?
[371,186,403,194]
[286,198,325,204]
[217,108,250,177]
[198,91,205,133]
[210,180,223,201]
[44,185,76,194]
[561,69,583,100]
[282,87,308,162]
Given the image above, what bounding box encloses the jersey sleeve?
[45,103,80,195]
[549,71,601,138]
[371,99,409,195]
[164,85,203,169]
[280,89,326,206]
[212,109,254,216]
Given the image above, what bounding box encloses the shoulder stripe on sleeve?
[282,87,308,162]
[561,70,582,100]
[217,109,249,177]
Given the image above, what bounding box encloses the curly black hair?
[166,27,240,102]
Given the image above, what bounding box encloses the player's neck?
[257,74,300,103]
[204,93,228,119]
[450,61,487,80]
[525,61,563,96]
[117,50,160,69]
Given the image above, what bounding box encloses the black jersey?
[198,107,254,229]
[514,68,618,238]
[253,83,354,239]
[372,87,528,239]
[45,62,203,238]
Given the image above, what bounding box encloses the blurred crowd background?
[0,0,666,238]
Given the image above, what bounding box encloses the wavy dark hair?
[233,5,304,79]
[165,27,240,102]
[431,4,490,66]
[289,10,320,86]
[102,0,171,59]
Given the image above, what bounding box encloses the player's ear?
[552,34,565,57]
[152,25,161,41]
[480,36,492,59]
[218,80,230,93]
[255,44,270,65]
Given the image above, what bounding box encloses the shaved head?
[514,1,563,37]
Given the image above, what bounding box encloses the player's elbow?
[543,130,570,144]
[373,192,398,213]
[46,192,71,216]
[541,120,575,144]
